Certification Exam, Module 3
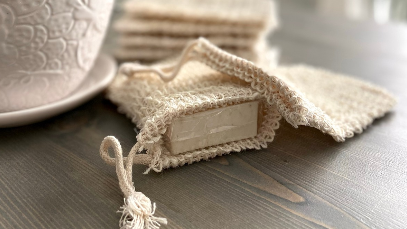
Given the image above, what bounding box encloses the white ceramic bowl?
[0,0,114,113]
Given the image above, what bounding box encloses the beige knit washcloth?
[114,18,267,37]
[123,0,276,27]
[113,18,268,62]
[118,35,257,49]
[114,46,257,62]
[100,38,396,228]
[115,0,277,63]
[115,35,259,61]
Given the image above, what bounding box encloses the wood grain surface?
[1,1,407,228]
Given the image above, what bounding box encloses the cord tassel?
[100,136,167,229]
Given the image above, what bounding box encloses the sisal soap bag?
[100,38,396,228]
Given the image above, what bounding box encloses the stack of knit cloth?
[113,0,278,63]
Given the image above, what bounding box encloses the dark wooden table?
[1,1,407,229]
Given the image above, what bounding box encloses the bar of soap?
[165,101,259,155]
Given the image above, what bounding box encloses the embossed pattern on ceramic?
[0,0,114,112]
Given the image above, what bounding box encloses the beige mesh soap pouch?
[100,38,396,228]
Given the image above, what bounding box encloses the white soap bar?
[165,101,259,155]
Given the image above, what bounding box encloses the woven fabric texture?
[118,35,256,49]
[114,0,277,63]
[114,46,257,62]
[123,0,276,27]
[103,38,396,172]
[114,18,268,36]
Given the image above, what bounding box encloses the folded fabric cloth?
[114,18,266,36]
[114,46,257,62]
[114,0,277,63]
[116,34,260,61]
[123,0,276,27]
[118,35,256,49]
[100,38,396,228]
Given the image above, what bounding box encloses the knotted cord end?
[100,136,167,228]
[119,193,167,229]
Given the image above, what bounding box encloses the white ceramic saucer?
[0,53,117,128]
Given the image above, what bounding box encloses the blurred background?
[110,0,407,24]
[105,0,407,46]
[282,0,407,23]
[103,0,407,68]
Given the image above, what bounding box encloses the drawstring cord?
[100,136,167,229]
[118,38,203,82]
[99,39,203,229]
